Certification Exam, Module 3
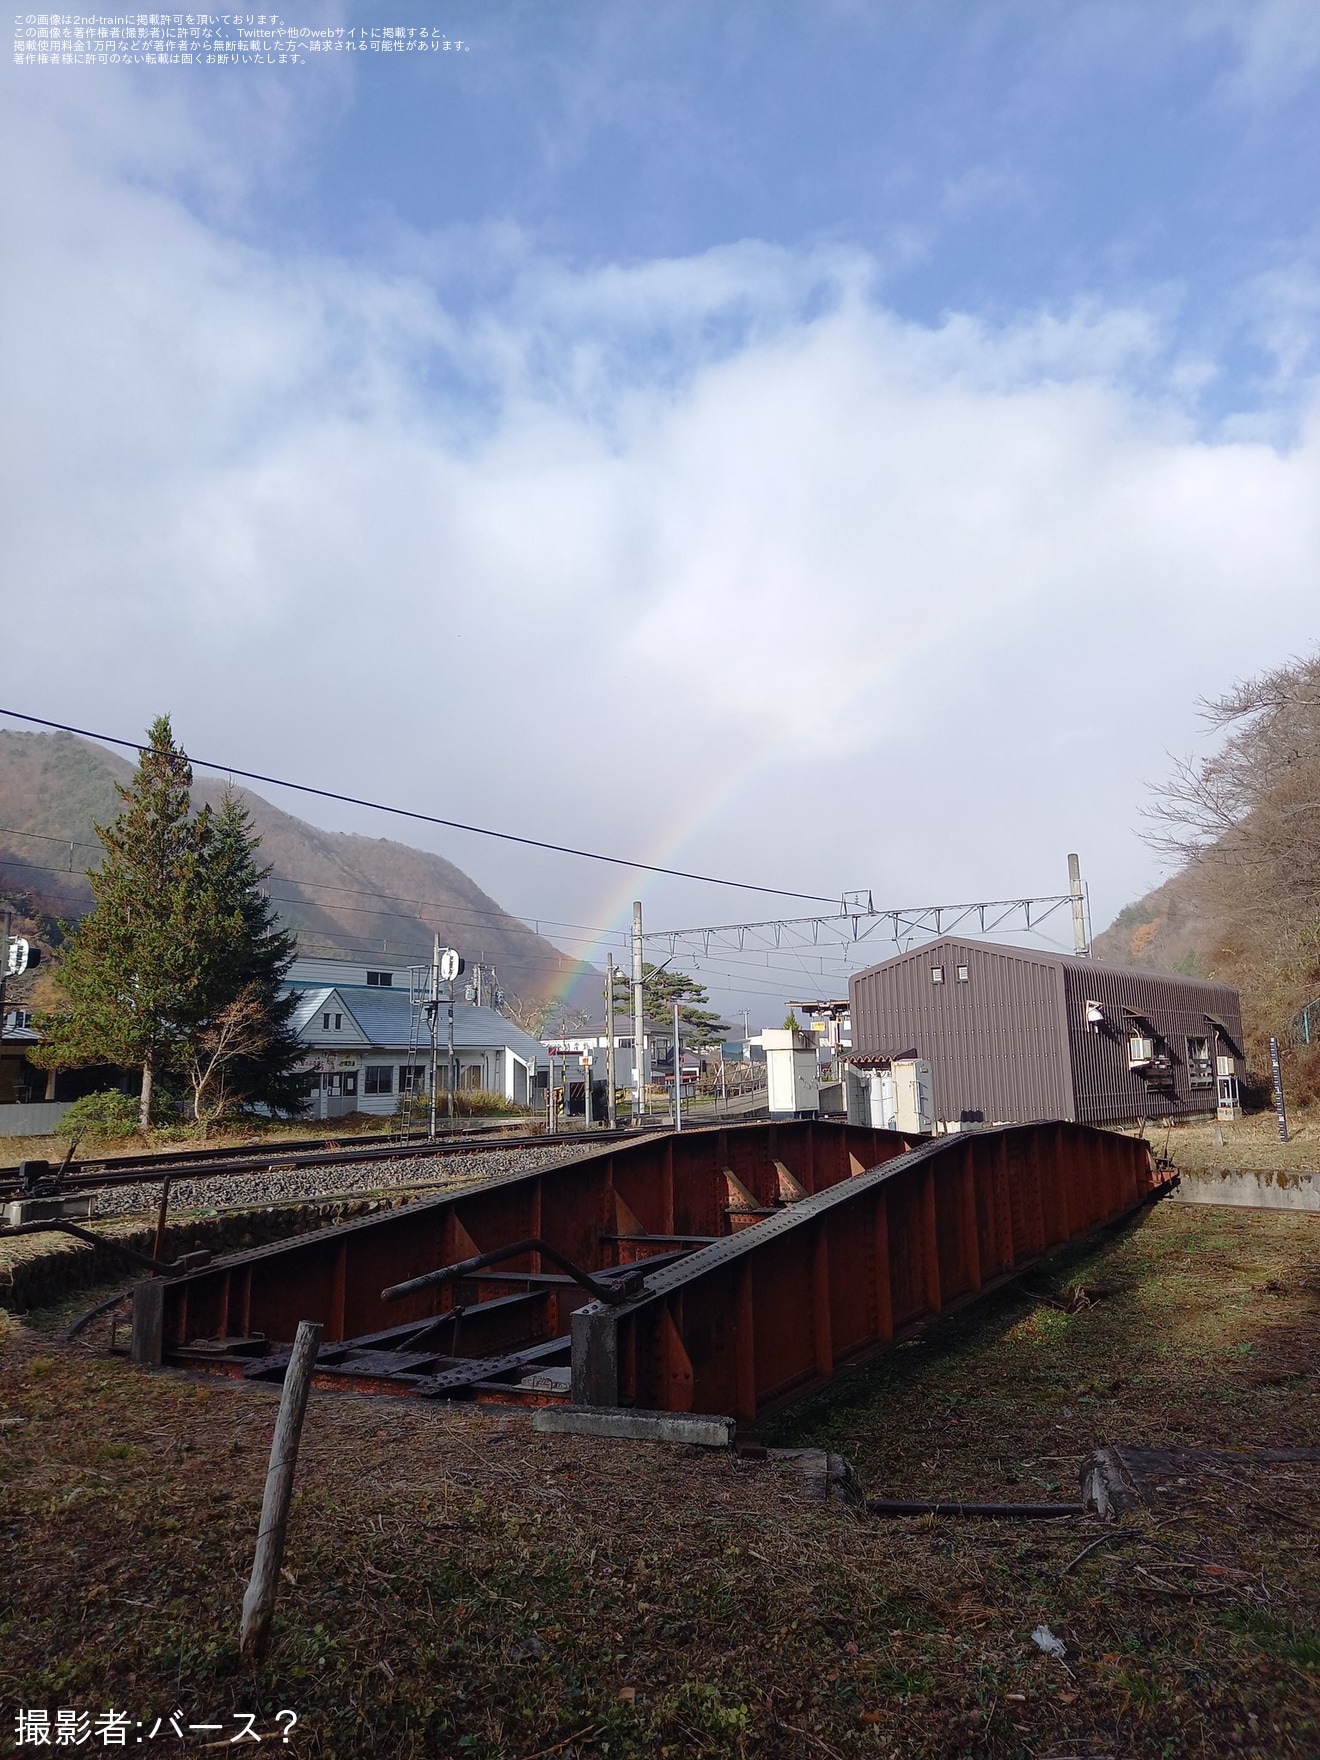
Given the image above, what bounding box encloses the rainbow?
[538,738,820,1016]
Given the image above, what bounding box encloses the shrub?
[455,1089,524,1116]
[391,1087,525,1125]
[54,1089,141,1140]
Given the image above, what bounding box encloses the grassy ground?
[2,1201,1318,1758]
[1150,1104,1319,1173]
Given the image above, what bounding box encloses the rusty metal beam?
[572,1124,1163,1421]
[135,1118,1161,1421]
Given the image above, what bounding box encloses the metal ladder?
[395,964,431,1139]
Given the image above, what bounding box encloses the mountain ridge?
[0,729,594,1008]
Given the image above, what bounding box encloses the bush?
[455,1088,524,1116]
[54,1089,141,1140]
[391,1088,525,1125]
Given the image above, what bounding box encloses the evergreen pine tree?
[610,962,728,1042]
[192,789,306,1117]
[34,716,224,1128]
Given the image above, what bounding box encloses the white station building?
[286,958,549,1119]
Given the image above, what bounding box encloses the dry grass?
[2,1202,1318,1758]
[1147,1104,1320,1174]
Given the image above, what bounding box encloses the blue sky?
[228,2,1319,421]
[2,3,1319,1018]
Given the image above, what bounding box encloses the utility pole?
[1068,854,1090,956]
[632,900,645,1124]
[447,970,456,1128]
[0,910,10,1054]
[428,933,440,1139]
[605,953,617,1129]
[673,999,682,1132]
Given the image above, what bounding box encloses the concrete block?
[4,1194,95,1226]
[767,1447,860,1504]
[532,1405,736,1448]
[1170,1166,1320,1214]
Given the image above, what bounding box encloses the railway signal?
[6,938,39,976]
[0,911,41,1049]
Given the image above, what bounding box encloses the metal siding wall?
[1061,966,1245,1125]
[849,941,1072,1126]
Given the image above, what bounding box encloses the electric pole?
[428,933,440,1139]
[0,910,9,1054]
[632,900,646,1123]
[447,970,456,1128]
[1068,854,1090,956]
[605,953,617,1129]
[673,999,682,1132]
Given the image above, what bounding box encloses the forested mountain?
[1094,651,1320,1097]
[0,730,594,1010]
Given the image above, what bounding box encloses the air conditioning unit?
[1127,1034,1155,1070]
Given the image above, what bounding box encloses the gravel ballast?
[87,1143,585,1219]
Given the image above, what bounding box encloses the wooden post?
[130,1277,164,1366]
[239,1320,322,1662]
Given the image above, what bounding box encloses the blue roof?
[285,984,547,1063]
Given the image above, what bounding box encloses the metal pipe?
[381,1236,644,1307]
[60,1286,135,1342]
[152,1175,173,1263]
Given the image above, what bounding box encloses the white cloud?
[1204,0,1320,104]
[3,71,1319,990]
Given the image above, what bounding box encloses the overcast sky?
[3,2,1319,1023]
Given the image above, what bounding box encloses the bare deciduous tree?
[186,986,274,1129]
[1142,650,1320,1080]
[499,991,589,1040]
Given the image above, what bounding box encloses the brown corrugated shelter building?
[849,938,1243,1128]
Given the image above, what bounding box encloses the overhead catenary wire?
[0,850,1079,1001]
[0,710,839,905]
[0,843,1076,970]
[0,852,1061,982]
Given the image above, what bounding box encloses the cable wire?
[0,709,838,904]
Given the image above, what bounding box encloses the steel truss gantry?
[640,891,1077,963]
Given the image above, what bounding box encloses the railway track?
[0,1125,633,1198]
